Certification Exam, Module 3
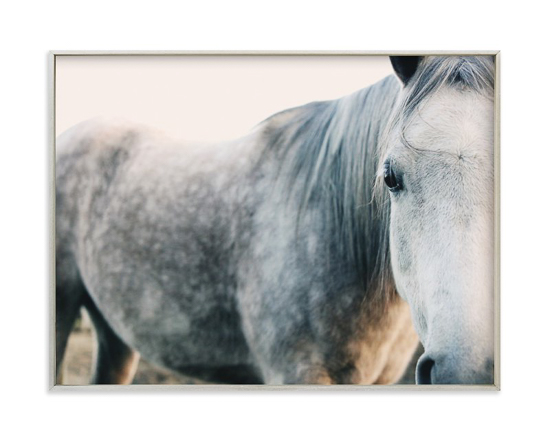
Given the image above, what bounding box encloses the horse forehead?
[404,88,494,155]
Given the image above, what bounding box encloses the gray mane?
[260,75,401,293]
[389,56,495,152]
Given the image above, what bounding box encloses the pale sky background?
[55,55,394,143]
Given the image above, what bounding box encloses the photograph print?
[54,53,498,387]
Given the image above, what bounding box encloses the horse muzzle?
[415,352,494,385]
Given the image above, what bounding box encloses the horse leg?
[83,295,140,384]
[55,275,87,384]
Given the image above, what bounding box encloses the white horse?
[55,56,494,385]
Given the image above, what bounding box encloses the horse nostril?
[416,355,435,384]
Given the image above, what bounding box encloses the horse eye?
[383,162,402,192]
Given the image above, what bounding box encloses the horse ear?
[390,56,422,86]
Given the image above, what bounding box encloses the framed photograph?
[51,51,500,389]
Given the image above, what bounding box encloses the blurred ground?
[60,311,422,385]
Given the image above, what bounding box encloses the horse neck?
[266,75,401,295]
[313,76,400,292]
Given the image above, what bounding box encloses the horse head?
[384,56,495,384]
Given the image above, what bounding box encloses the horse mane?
[387,56,495,154]
[259,75,401,294]
[402,55,494,119]
[259,56,494,296]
